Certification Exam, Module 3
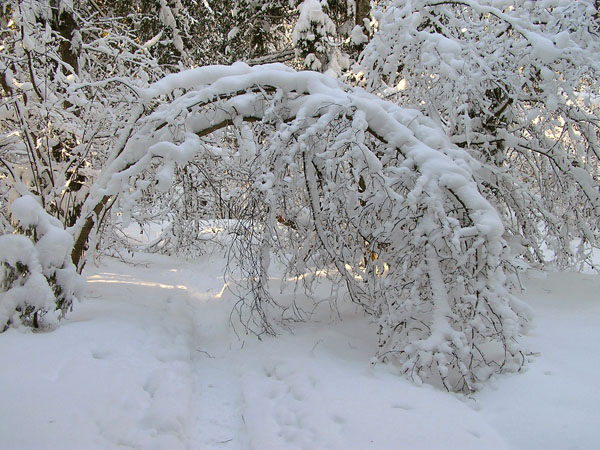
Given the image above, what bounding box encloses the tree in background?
[359,0,600,269]
[293,0,341,73]
[293,0,373,73]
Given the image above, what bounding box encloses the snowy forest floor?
[1,251,599,450]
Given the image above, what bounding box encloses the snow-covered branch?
[360,0,600,269]
[66,63,530,391]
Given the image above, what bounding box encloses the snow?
[1,251,598,449]
[228,27,240,41]
[0,233,37,268]
[0,231,56,325]
[526,32,562,64]
[350,25,368,46]
[142,31,164,50]
[477,270,600,450]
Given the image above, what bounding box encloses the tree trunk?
[50,0,80,75]
[355,0,370,27]
[71,195,109,272]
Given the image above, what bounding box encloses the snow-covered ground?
[1,251,598,450]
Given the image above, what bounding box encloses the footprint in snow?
[90,348,112,360]
[391,402,415,411]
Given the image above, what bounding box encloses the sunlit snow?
[1,251,598,449]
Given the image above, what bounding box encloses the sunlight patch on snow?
[289,268,331,282]
[87,274,188,291]
[215,282,229,299]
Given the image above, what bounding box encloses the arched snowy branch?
[70,63,530,391]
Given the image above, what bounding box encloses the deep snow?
[1,252,598,450]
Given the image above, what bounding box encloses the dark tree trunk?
[356,0,370,27]
[50,0,79,74]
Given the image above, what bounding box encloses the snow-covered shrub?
[73,64,530,391]
[0,234,55,330]
[0,196,81,331]
[359,0,600,269]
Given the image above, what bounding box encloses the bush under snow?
[0,196,81,331]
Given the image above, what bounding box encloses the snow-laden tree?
[0,0,163,325]
[56,63,530,391]
[359,0,600,269]
[292,0,373,74]
[1,0,535,391]
[293,0,342,72]
[0,0,162,226]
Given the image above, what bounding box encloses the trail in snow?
[0,252,598,449]
[475,270,600,450]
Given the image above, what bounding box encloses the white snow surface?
[1,251,598,450]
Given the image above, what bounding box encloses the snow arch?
[74,63,530,392]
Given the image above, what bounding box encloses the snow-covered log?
[70,63,530,391]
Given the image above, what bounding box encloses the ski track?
[1,253,598,449]
[76,254,506,450]
[93,255,251,450]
